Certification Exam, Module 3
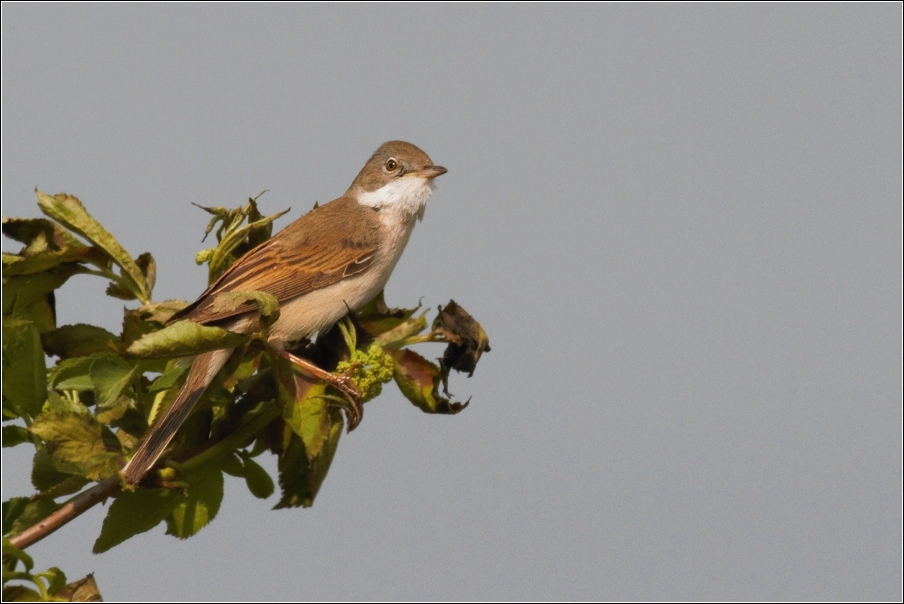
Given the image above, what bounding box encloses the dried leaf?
[55,574,102,602]
[391,349,469,415]
[432,300,491,377]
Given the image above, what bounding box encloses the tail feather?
[123,348,232,483]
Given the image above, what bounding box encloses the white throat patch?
[356,176,435,218]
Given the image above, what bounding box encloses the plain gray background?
[2,4,901,601]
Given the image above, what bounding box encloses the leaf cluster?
[2,191,489,599]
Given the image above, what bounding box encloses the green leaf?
[274,409,343,509]
[165,466,224,539]
[2,497,30,535]
[125,320,248,359]
[31,446,75,492]
[1,425,34,448]
[42,391,89,415]
[93,488,183,553]
[391,349,469,415]
[209,290,280,328]
[41,324,120,359]
[36,190,150,303]
[2,267,82,334]
[282,382,330,462]
[130,299,189,325]
[355,291,422,338]
[38,567,68,598]
[147,363,189,393]
[29,412,122,481]
[208,207,289,282]
[49,356,103,391]
[88,353,135,406]
[1,217,97,276]
[2,537,34,571]
[239,453,274,499]
[1,318,47,421]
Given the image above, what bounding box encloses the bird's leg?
[275,350,363,430]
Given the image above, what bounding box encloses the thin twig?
[9,476,121,550]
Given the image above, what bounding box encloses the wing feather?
[171,197,380,325]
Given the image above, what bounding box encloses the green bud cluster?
[334,343,396,402]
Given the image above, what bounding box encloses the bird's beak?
[413,165,448,179]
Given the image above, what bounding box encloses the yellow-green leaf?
[93,488,183,553]
[125,320,248,359]
[36,190,149,302]
[2,318,47,421]
[165,466,224,539]
[41,324,120,359]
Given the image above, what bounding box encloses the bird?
[122,141,447,484]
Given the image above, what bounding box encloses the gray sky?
[2,4,901,601]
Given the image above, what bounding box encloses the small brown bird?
[123,141,447,483]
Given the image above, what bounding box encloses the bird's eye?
[385,158,398,171]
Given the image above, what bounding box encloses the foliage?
[2,191,490,600]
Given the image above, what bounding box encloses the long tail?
[123,348,233,483]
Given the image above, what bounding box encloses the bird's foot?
[277,351,363,431]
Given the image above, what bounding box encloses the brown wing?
[171,197,381,325]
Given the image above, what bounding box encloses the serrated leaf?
[355,291,422,337]
[1,217,98,276]
[165,466,224,539]
[41,324,120,359]
[208,208,289,282]
[42,392,90,415]
[31,446,75,492]
[209,290,280,328]
[89,353,135,406]
[2,497,30,534]
[105,281,137,301]
[93,488,183,553]
[240,454,274,499]
[2,425,33,448]
[274,409,343,509]
[273,356,330,461]
[2,318,47,421]
[49,355,105,391]
[29,412,122,481]
[130,299,189,324]
[391,349,469,415]
[125,320,248,359]
[2,265,81,332]
[36,190,149,302]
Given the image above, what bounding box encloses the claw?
[277,350,364,431]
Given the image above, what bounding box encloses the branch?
[9,476,121,550]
